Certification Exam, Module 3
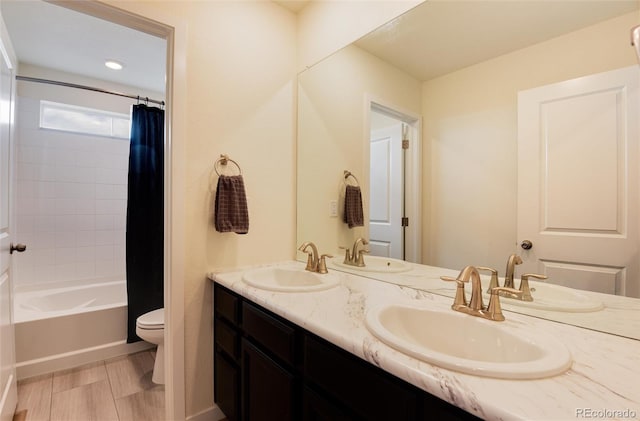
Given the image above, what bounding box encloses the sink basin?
[485,281,604,313]
[242,267,340,292]
[332,256,412,273]
[365,303,572,379]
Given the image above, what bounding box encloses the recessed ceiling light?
[105,60,124,70]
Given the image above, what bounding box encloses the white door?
[517,66,639,297]
[369,122,403,259]
[0,10,18,421]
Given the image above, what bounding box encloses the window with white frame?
[40,100,130,139]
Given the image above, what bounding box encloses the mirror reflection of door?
[369,107,405,259]
[518,66,639,298]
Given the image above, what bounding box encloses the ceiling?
[2,0,636,92]
[0,0,166,94]
[356,0,639,81]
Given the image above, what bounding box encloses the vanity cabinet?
[213,283,479,421]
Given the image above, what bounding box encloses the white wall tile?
[95,245,114,261]
[75,150,98,167]
[17,215,34,234]
[34,181,56,198]
[34,215,56,232]
[53,263,76,281]
[75,246,95,262]
[32,248,55,266]
[76,198,96,214]
[76,230,96,247]
[55,233,76,249]
[75,262,96,279]
[76,215,95,231]
[54,198,77,215]
[14,94,131,288]
[55,247,77,265]
[34,232,56,249]
[55,215,77,232]
[95,214,115,230]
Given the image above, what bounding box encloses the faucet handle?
[487,287,522,321]
[355,249,369,266]
[519,273,548,302]
[339,246,351,263]
[477,266,499,293]
[317,254,333,274]
[440,275,468,308]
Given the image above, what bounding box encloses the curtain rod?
[15,75,165,107]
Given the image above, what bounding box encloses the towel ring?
[344,170,360,187]
[215,154,242,176]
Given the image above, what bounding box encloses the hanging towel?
[215,175,249,234]
[343,185,364,228]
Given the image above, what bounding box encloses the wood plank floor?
[14,350,164,421]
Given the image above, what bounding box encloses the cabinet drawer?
[215,317,239,359]
[242,302,296,366]
[304,333,416,421]
[215,284,240,326]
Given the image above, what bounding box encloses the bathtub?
[13,280,153,379]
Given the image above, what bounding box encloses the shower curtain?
[126,104,164,343]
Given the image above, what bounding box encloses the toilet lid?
[137,308,164,329]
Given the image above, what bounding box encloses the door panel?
[0,11,17,421]
[369,124,402,259]
[518,66,639,297]
[540,260,623,295]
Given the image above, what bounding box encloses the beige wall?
[423,11,640,272]
[105,0,297,417]
[95,0,425,417]
[298,44,421,256]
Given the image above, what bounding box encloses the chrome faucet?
[340,237,369,267]
[441,265,521,321]
[504,254,523,289]
[298,242,332,274]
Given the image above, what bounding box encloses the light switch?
[329,200,338,217]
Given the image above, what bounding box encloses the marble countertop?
[326,260,640,341]
[209,261,640,421]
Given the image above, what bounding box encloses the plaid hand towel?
[214,175,249,234]
[343,185,364,228]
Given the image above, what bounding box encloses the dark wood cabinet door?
[214,351,240,421]
[242,339,295,421]
[302,386,356,421]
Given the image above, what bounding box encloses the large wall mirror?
[297,0,640,340]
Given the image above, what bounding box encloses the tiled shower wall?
[14,96,129,288]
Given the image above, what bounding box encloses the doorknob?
[10,243,27,254]
[520,240,533,250]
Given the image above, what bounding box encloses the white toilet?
[136,308,165,384]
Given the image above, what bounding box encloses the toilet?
[136,308,165,384]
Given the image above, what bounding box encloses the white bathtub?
[13,280,153,379]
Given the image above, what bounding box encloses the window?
[40,100,130,139]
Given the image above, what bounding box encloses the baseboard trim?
[16,340,153,380]
[186,405,225,421]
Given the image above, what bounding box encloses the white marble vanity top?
[209,261,640,421]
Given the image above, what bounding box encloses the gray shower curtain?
[126,104,164,343]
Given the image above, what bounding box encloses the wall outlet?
[329,200,338,217]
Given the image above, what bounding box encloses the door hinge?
[402,139,409,150]
[401,217,409,227]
